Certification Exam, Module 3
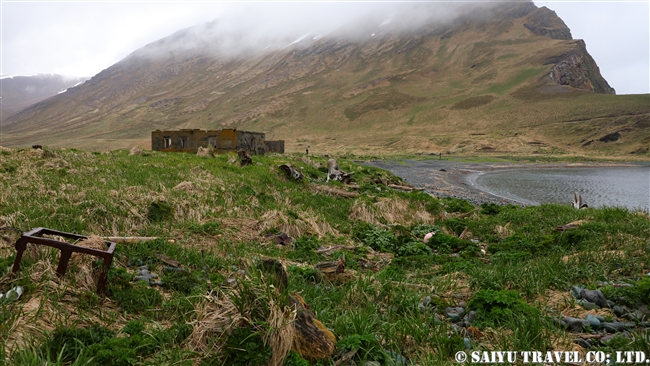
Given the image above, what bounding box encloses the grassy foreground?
[0,147,649,365]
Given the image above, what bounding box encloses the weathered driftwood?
[314,245,358,255]
[279,164,303,181]
[387,184,415,191]
[275,232,293,245]
[155,253,182,267]
[326,159,354,184]
[315,257,345,275]
[311,184,359,198]
[104,236,174,244]
[555,219,589,232]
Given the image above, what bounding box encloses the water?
[472,166,650,210]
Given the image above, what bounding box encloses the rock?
[577,299,598,310]
[574,338,591,349]
[385,350,407,366]
[445,307,464,322]
[458,301,466,308]
[419,296,432,313]
[571,286,584,299]
[422,296,432,306]
[163,266,185,273]
[585,314,601,329]
[602,322,634,333]
[133,267,160,285]
[600,334,616,344]
[562,317,589,332]
[580,289,608,308]
[622,310,645,322]
[468,311,477,324]
[613,305,631,318]
[127,259,144,267]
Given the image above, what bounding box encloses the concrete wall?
[152,129,269,155]
[265,140,285,154]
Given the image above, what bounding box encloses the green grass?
[1,149,649,365]
[485,67,548,94]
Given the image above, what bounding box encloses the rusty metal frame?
[12,228,116,294]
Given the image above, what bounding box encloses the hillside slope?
[3,1,648,157]
[0,74,88,118]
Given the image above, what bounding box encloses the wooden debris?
[335,350,357,366]
[275,232,293,245]
[155,253,182,268]
[315,257,345,275]
[387,184,415,191]
[555,219,589,232]
[104,236,174,244]
[315,245,358,255]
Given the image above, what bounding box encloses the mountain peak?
[4,2,644,157]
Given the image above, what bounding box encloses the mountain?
[0,74,89,119]
[3,1,648,156]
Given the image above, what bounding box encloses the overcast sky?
[1,1,648,95]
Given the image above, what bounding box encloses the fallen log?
[315,245,358,255]
[387,184,415,191]
[104,236,175,243]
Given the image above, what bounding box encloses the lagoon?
[471,166,650,211]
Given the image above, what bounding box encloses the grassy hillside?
[1,148,649,364]
[3,3,648,158]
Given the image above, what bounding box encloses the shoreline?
[365,160,649,207]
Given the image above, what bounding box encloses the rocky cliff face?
[546,40,616,94]
[523,6,572,40]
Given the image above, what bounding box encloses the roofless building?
[151,128,284,155]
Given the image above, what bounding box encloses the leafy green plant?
[354,223,397,253]
[467,289,540,328]
[43,324,114,363]
[162,269,202,295]
[107,269,164,313]
[147,201,174,222]
[337,334,385,362]
[601,277,650,306]
[222,327,272,366]
[294,235,320,251]
[284,351,311,366]
[441,197,475,213]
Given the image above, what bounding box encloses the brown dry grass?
[257,209,339,239]
[188,282,297,366]
[3,248,127,358]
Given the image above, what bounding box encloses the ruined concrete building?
[151,129,284,155]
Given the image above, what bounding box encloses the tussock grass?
[0,149,649,364]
